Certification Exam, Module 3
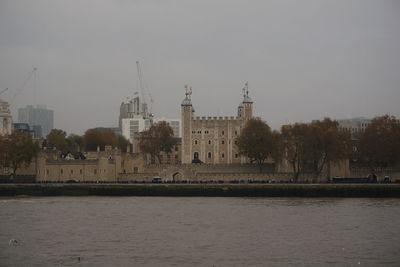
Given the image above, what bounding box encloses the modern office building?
[119,96,150,130]
[18,105,54,138]
[337,117,371,134]
[153,118,181,138]
[119,96,181,152]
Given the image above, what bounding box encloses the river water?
[0,197,399,266]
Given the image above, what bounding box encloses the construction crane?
[10,67,37,104]
[136,61,154,118]
[0,88,8,96]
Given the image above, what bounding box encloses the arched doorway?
[172,172,183,181]
[193,152,199,160]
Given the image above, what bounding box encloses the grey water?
[0,197,399,267]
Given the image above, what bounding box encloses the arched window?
[194,139,198,145]
[208,152,212,158]
[194,152,199,160]
[3,118,7,132]
[208,140,211,145]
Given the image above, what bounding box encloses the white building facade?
[121,117,181,152]
[338,117,371,134]
[0,99,13,135]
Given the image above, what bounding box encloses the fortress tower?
[181,83,253,164]
[181,86,194,164]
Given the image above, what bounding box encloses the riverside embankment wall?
[1,184,399,198]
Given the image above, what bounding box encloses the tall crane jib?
[10,67,38,104]
[0,88,8,96]
[135,61,154,120]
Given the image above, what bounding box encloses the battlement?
[193,116,238,121]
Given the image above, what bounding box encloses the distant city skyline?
[18,104,54,137]
[1,0,399,135]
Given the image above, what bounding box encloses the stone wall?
[350,166,400,181]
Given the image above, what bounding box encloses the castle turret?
[181,86,194,164]
[238,82,253,120]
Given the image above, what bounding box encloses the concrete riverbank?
[1,184,400,197]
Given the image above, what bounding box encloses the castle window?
[235,130,238,135]
[61,169,63,174]
[221,153,225,158]
[80,169,82,175]
[71,170,73,174]
[235,154,238,158]
[208,140,211,145]
[208,152,212,158]
[194,140,198,145]
[205,130,209,134]
[46,169,49,175]
[192,130,196,134]
[222,140,225,145]
[222,130,224,135]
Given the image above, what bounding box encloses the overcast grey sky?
[1,0,399,135]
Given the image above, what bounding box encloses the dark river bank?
[1,197,399,266]
[1,184,400,197]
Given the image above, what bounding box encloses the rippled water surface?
[1,197,399,266]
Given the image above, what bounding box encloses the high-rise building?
[119,96,181,152]
[18,105,54,138]
[119,96,150,130]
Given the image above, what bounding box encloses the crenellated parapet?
[181,82,254,164]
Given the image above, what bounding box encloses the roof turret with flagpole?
[181,85,193,106]
[242,81,253,104]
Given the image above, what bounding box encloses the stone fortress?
[181,84,253,164]
[2,82,361,183]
